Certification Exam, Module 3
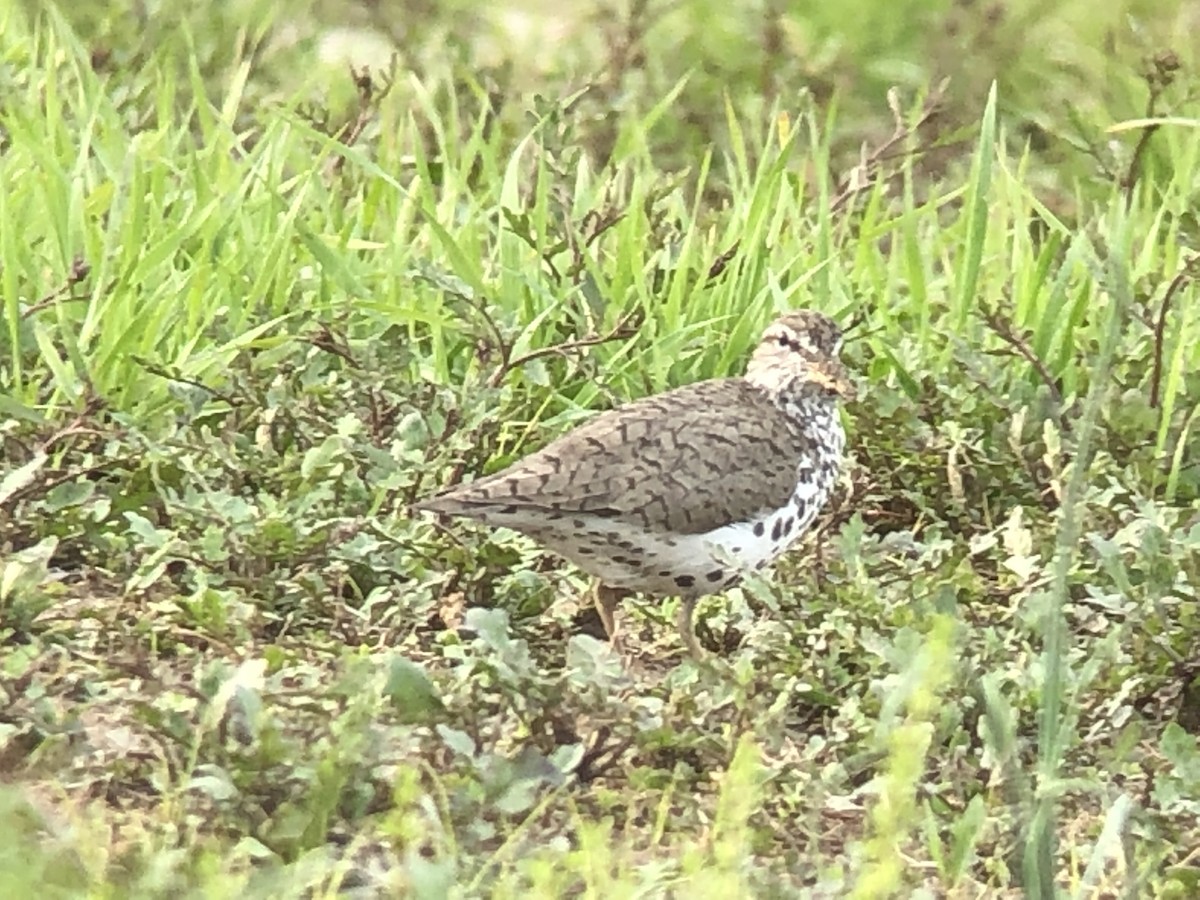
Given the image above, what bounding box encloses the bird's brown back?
[418,379,822,535]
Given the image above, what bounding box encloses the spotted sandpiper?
[416,309,853,657]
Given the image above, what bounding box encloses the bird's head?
[745,309,855,401]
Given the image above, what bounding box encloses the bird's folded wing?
[420,380,820,535]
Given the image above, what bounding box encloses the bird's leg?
[593,582,626,650]
[676,596,703,659]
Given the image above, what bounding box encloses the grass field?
[4,0,1200,896]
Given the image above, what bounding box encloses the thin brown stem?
[830,79,949,215]
[486,314,640,388]
[1149,254,1200,409]
[1121,51,1181,207]
[324,65,395,179]
[21,255,91,318]
[134,357,244,407]
[981,307,1064,409]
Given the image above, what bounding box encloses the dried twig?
[830,79,950,215]
[2,395,113,507]
[34,394,108,453]
[418,314,641,497]
[324,65,394,178]
[565,208,626,282]
[134,357,244,407]
[486,314,641,388]
[1149,254,1200,409]
[981,306,1065,409]
[21,256,91,318]
[842,307,871,337]
[1121,51,1181,207]
[706,242,740,282]
[306,323,360,368]
[460,294,508,369]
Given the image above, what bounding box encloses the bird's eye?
[777,334,793,349]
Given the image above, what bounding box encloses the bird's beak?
[809,360,857,401]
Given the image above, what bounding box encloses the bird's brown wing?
[417,379,820,534]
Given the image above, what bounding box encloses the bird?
[415,309,853,658]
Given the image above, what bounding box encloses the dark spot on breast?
[573,519,585,528]
[705,569,724,583]
[674,574,695,589]
[577,547,595,555]
[500,504,519,515]
[753,521,765,537]
[771,518,783,542]
[783,517,794,536]
[731,546,743,554]
[795,498,808,519]
[658,569,673,578]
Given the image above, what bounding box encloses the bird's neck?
[772,379,842,436]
